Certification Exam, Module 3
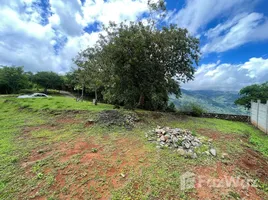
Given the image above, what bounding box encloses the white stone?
[210,148,217,156]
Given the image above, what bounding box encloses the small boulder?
[183,142,191,149]
[210,148,217,156]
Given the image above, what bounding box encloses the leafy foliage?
[166,102,176,112]
[74,1,200,110]
[0,66,29,94]
[180,102,206,117]
[0,66,68,94]
[74,47,104,103]
[33,71,64,93]
[235,82,268,109]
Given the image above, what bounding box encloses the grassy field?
[2,96,113,111]
[1,96,268,199]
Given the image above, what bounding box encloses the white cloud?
[50,0,84,36]
[183,57,268,91]
[0,0,149,73]
[167,0,253,34]
[202,12,268,53]
[0,5,57,71]
[81,0,148,26]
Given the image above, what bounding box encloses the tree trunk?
[138,93,144,108]
[81,86,84,102]
[76,85,84,102]
[94,88,98,105]
[44,88,48,94]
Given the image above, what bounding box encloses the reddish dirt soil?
[23,124,57,134]
[190,162,264,200]
[84,120,94,127]
[22,135,149,200]
[19,126,268,199]
[191,129,268,199]
[198,128,239,141]
[236,147,268,182]
[56,117,82,124]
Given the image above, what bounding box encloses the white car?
[18,93,51,98]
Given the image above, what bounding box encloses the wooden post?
[257,100,260,128]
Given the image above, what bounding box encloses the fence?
[201,113,249,122]
[251,100,268,134]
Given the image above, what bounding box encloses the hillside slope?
[170,89,249,115]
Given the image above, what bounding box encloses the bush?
[180,103,206,117]
[166,102,176,112]
[191,104,205,117]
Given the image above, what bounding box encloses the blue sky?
[0,0,268,91]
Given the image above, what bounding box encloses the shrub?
[191,104,205,117]
[166,102,176,112]
[180,103,206,117]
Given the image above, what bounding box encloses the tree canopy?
[74,1,200,110]
[235,82,268,109]
[0,66,28,94]
[0,66,67,94]
[33,71,64,93]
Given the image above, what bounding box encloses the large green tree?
[75,0,200,110]
[0,66,29,94]
[235,82,268,109]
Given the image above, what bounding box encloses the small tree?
[235,82,268,109]
[74,48,104,105]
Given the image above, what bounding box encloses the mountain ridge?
[170,89,249,115]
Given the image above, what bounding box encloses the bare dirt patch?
[19,124,58,141]
[188,129,268,199]
[236,147,268,182]
[198,128,239,141]
[21,135,149,200]
[23,124,57,134]
[190,162,263,200]
[56,117,82,124]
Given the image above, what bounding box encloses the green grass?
[1,95,268,199]
[158,116,268,157]
[4,96,113,111]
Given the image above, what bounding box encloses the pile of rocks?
[146,126,217,159]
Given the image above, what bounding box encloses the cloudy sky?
[0,0,268,91]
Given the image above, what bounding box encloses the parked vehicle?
[17,93,51,98]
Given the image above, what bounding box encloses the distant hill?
[170,89,249,115]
